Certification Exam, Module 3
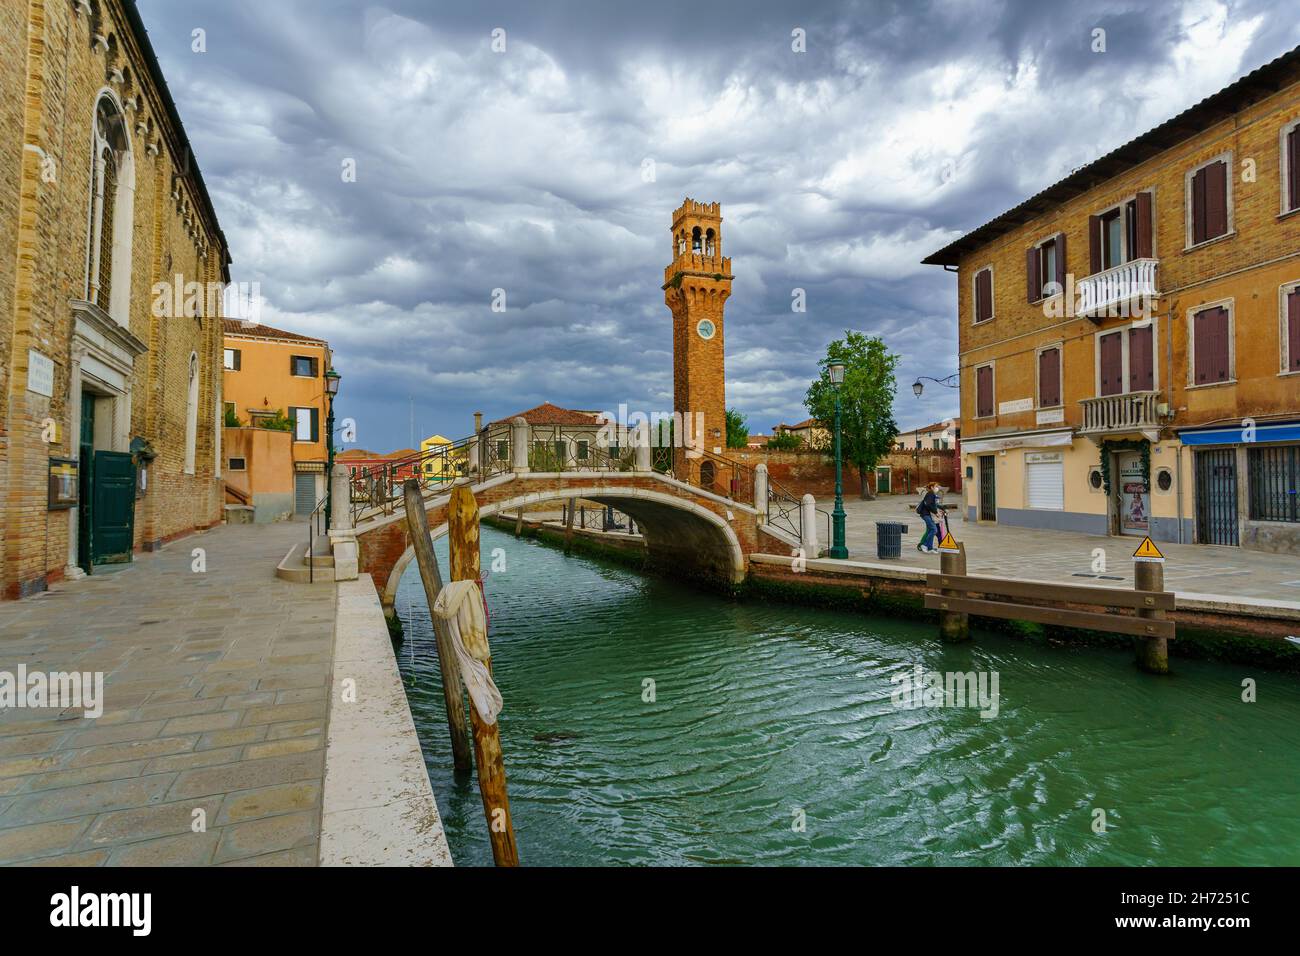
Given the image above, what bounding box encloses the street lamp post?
[827,361,848,559]
[323,367,341,530]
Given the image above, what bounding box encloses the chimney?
[473,411,483,434]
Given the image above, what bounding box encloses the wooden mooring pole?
[938,541,969,642]
[514,509,523,537]
[401,480,472,771]
[1134,558,1169,674]
[448,485,520,866]
[564,496,577,553]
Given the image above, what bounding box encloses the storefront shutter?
[1026,458,1064,510]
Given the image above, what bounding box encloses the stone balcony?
[1076,258,1159,319]
[1078,390,1163,441]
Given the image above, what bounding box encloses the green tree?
[260,408,294,432]
[766,431,803,450]
[805,331,899,499]
[725,408,749,449]
[223,405,242,428]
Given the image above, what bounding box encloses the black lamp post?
[826,360,848,559]
[323,367,341,529]
[912,373,960,397]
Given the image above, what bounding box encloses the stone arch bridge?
[327,418,823,609]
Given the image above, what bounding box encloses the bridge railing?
[649,445,755,504]
[346,425,759,527]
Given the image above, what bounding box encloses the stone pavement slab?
[0,521,335,866]
[822,494,1300,604]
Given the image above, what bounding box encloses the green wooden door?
[91,450,135,565]
[78,395,96,571]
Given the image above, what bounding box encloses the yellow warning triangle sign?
[1132,536,1165,562]
[937,530,960,553]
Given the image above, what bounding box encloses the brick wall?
[1,0,228,599]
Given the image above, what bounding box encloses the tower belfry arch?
[662,199,732,464]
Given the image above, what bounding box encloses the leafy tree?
[805,331,899,499]
[766,431,803,450]
[725,408,749,449]
[223,405,242,428]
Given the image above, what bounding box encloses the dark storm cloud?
[138,0,1299,448]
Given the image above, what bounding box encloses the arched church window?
[691,226,702,253]
[678,231,686,256]
[705,228,715,256]
[89,95,132,320]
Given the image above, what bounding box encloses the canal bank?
[488,513,1300,670]
[394,524,1300,866]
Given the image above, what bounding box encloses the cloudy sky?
[138,0,1300,451]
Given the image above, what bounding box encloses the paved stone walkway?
[0,521,334,866]
[824,494,1300,602]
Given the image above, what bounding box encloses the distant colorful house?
[419,434,463,483]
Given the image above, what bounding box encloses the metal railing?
[764,474,832,554]
[560,502,638,534]
[307,493,328,583]
[650,445,755,503]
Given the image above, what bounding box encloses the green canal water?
[394,526,1300,866]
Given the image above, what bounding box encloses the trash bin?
[875,521,908,559]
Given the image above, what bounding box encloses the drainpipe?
[1165,304,1185,544]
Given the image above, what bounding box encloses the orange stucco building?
[221,320,332,520]
[925,44,1300,554]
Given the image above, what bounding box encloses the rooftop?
[222,319,328,346]
[490,402,608,427]
[922,42,1300,267]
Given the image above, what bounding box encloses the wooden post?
[401,480,473,771]
[564,496,577,553]
[1134,559,1169,674]
[938,542,970,642]
[514,509,523,537]
[448,485,520,867]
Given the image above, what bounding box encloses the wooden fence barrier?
[923,541,1175,673]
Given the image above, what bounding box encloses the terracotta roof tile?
[489,402,608,426]
[222,319,328,345]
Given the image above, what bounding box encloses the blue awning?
[1178,421,1300,445]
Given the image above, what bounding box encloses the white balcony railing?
[1076,258,1159,318]
[1079,390,1161,435]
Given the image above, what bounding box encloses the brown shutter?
[1128,325,1153,392]
[1088,215,1101,275]
[1191,167,1207,245]
[1134,191,1153,258]
[1026,246,1041,302]
[1054,232,1067,290]
[1194,307,1230,384]
[975,268,992,322]
[1204,161,1228,239]
[1289,127,1300,212]
[1289,291,1300,371]
[1039,348,1060,407]
[1099,332,1123,396]
[977,366,993,417]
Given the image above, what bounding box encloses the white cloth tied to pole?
[432,580,502,725]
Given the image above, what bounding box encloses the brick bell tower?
[663,198,731,457]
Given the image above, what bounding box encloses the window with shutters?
[1037,345,1062,408]
[1186,154,1232,248]
[223,347,241,371]
[1281,281,1300,374]
[292,406,319,442]
[291,355,319,377]
[975,363,994,418]
[1093,322,1159,397]
[1128,324,1154,392]
[972,266,994,324]
[1089,191,1153,275]
[1026,234,1066,302]
[1188,302,1234,387]
[1282,120,1300,216]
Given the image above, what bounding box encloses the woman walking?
[916,482,941,553]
